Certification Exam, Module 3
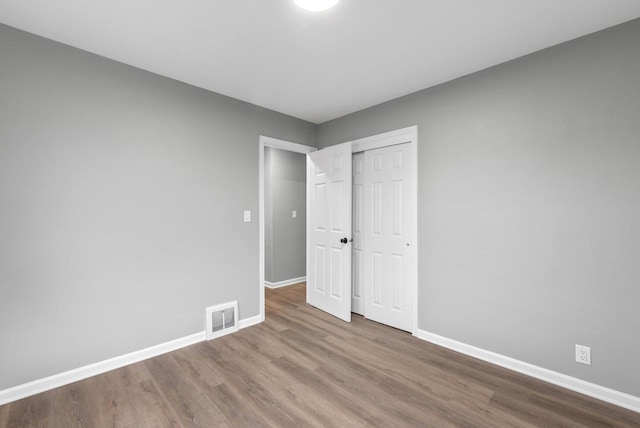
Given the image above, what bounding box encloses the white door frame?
[258,136,316,322]
[258,126,418,334]
[348,126,419,334]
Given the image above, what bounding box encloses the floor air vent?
[205,301,239,340]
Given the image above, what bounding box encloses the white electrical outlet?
[575,344,591,365]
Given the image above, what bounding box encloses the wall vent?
[205,301,239,340]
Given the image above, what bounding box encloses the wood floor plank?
[99,379,183,428]
[322,332,495,404]
[0,403,8,428]
[3,393,47,428]
[144,353,229,427]
[489,390,589,428]
[272,354,400,426]
[193,336,320,427]
[2,283,639,427]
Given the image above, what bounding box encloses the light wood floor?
[1,283,639,427]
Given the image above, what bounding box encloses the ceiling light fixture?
[293,0,341,12]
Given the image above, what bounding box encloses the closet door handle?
[340,237,348,244]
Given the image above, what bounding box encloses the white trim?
[0,311,265,406]
[259,135,316,325]
[265,276,307,289]
[238,314,263,330]
[410,127,418,336]
[306,153,312,309]
[0,331,206,406]
[414,329,640,414]
[350,126,417,153]
[260,136,317,154]
[346,126,419,334]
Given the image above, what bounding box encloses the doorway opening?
[258,136,316,322]
[264,146,307,288]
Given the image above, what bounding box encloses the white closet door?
[363,143,412,331]
[351,152,364,315]
[307,142,353,322]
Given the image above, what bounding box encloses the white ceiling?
[1,0,640,124]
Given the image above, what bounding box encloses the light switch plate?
[244,210,251,222]
[292,210,297,219]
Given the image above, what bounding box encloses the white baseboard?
[238,314,263,329]
[413,329,640,414]
[264,276,306,289]
[0,313,266,407]
[0,331,206,406]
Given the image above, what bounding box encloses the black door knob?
[340,237,348,244]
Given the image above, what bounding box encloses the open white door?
[307,142,352,322]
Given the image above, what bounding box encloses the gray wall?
[264,147,307,283]
[0,23,316,390]
[318,19,640,397]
